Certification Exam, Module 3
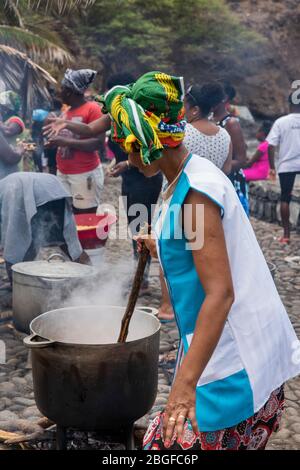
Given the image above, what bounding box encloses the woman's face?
[256,129,265,142]
[128,151,160,177]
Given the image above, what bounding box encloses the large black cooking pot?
[23,306,160,431]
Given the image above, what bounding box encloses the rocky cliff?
[225,0,300,118]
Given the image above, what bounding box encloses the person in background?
[0,172,85,285]
[106,73,163,292]
[224,81,239,117]
[0,91,25,143]
[46,69,105,213]
[184,83,232,174]
[0,131,24,180]
[44,73,163,290]
[212,83,249,215]
[266,94,300,244]
[0,91,25,179]
[31,108,49,172]
[243,121,273,182]
[44,97,63,175]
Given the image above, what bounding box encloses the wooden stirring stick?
[118,228,151,343]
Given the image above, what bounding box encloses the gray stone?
[1,398,12,407]
[291,423,300,434]
[158,378,169,386]
[158,385,170,393]
[22,406,41,418]
[293,434,300,444]
[15,397,35,406]
[135,417,148,430]
[155,396,168,406]
[9,405,24,413]
[274,428,291,440]
[11,376,26,386]
[6,358,18,367]
[285,391,298,401]
[286,407,298,417]
[0,381,15,393]
[24,373,33,384]
[167,331,179,342]
[0,409,19,421]
[159,342,171,353]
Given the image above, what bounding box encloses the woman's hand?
[45,135,71,148]
[108,161,129,177]
[163,376,198,448]
[134,231,158,258]
[43,118,67,138]
[268,169,276,181]
[15,142,26,156]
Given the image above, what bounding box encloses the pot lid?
[12,255,99,279]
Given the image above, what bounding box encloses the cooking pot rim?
[29,304,161,347]
[12,260,99,279]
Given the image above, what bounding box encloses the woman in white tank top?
[183,83,232,174]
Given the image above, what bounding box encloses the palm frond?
[3,0,25,28]
[0,44,57,118]
[0,25,72,64]
[18,0,96,15]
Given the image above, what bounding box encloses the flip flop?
[158,317,175,324]
[278,237,290,245]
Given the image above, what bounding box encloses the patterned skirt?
[143,385,284,451]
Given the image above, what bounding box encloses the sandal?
[278,237,290,245]
[158,303,175,324]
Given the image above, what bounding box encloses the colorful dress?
[145,154,300,449]
[243,141,270,181]
[143,386,284,450]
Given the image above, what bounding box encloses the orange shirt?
[56,101,102,174]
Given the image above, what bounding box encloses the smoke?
[45,254,136,313]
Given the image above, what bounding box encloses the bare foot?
[158,302,175,321]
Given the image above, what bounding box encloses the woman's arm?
[243,149,262,168]
[0,133,23,165]
[221,141,233,175]
[226,118,247,171]
[163,190,235,446]
[268,145,276,180]
[44,114,111,138]
[47,135,103,152]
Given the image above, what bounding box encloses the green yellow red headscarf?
[99,71,186,165]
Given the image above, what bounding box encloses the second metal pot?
[12,254,99,333]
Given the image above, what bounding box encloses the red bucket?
[75,213,117,249]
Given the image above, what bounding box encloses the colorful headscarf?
[100,71,186,165]
[0,91,21,113]
[62,69,97,94]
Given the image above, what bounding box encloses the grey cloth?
[62,69,97,94]
[0,172,82,264]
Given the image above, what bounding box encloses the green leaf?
[0,25,72,64]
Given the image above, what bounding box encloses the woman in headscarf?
[45,71,299,451]
[0,92,25,180]
[45,69,105,214]
[0,91,25,142]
